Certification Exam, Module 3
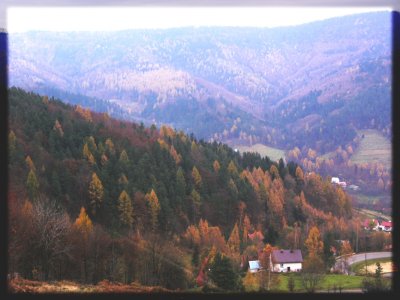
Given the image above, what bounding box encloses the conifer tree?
[145,189,160,231]
[118,173,129,186]
[26,169,39,201]
[192,166,202,189]
[169,145,182,165]
[227,223,240,254]
[25,155,36,171]
[74,207,93,238]
[176,167,186,202]
[88,172,104,215]
[213,160,221,173]
[53,119,64,137]
[119,149,129,163]
[105,138,116,156]
[270,165,280,180]
[208,252,239,291]
[118,190,134,229]
[83,143,96,165]
[9,131,16,156]
[87,136,97,152]
[227,160,238,176]
[191,189,201,223]
[305,226,324,258]
[73,207,93,282]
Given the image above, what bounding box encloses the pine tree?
[213,160,221,173]
[119,149,129,163]
[305,226,324,258]
[118,173,129,186]
[176,167,186,194]
[87,136,97,152]
[176,167,186,207]
[88,172,104,215]
[25,155,36,171]
[227,223,240,254]
[191,189,201,223]
[377,178,384,190]
[53,119,64,137]
[118,190,134,229]
[74,207,93,238]
[270,165,280,180]
[105,138,116,156]
[228,179,238,198]
[208,252,239,291]
[145,189,160,231]
[169,145,182,165]
[295,166,304,181]
[227,160,238,176]
[192,166,202,189]
[83,143,96,165]
[26,169,39,201]
[9,131,16,157]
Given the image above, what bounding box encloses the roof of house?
[272,249,303,263]
[363,219,379,227]
[249,260,261,270]
[248,231,264,241]
[381,221,392,227]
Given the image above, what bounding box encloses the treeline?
[8,87,378,290]
[265,85,391,153]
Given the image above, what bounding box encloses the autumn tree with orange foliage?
[301,226,326,292]
[72,207,93,282]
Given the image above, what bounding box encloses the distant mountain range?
[8,11,392,153]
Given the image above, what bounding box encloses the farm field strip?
[350,129,391,168]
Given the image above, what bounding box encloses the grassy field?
[350,129,391,169]
[274,273,390,292]
[350,257,392,275]
[353,207,391,221]
[234,143,286,162]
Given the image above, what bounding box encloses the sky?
[6,6,392,32]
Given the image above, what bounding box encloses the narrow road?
[347,252,392,266]
[334,251,392,274]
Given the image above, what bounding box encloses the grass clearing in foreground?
[234,143,286,162]
[350,129,391,169]
[274,273,390,292]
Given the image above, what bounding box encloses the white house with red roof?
[378,221,392,232]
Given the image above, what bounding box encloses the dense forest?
[8,88,390,291]
[9,12,391,153]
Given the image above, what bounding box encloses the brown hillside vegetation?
[8,278,172,293]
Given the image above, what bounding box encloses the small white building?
[248,260,261,273]
[271,249,303,273]
[331,177,340,184]
[379,221,392,232]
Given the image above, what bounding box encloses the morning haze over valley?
[7,7,394,293]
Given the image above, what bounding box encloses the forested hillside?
[9,88,384,291]
[9,12,391,152]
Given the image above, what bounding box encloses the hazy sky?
[7,6,392,32]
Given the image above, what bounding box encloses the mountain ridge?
[9,11,391,151]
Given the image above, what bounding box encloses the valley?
[6,10,393,294]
